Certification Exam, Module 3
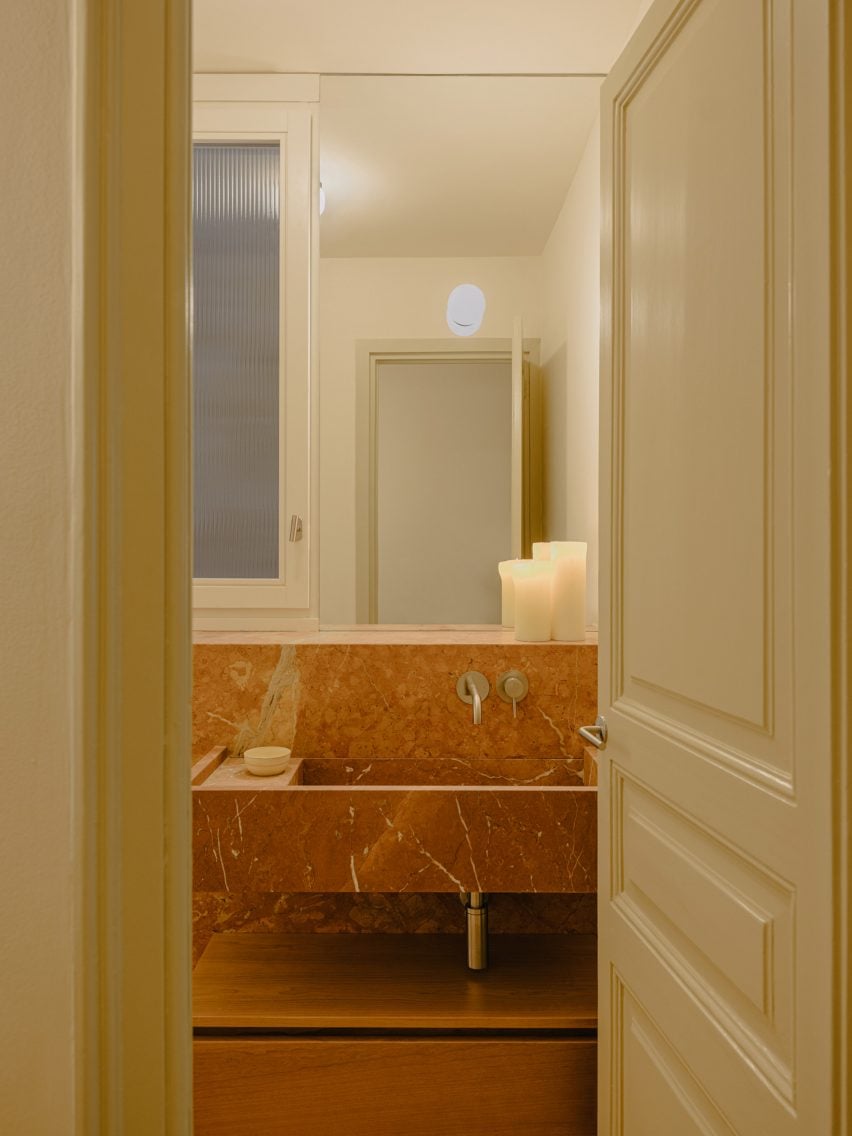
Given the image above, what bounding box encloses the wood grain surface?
[193,1036,596,1135]
[193,933,597,1031]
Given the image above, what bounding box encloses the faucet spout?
[455,671,490,726]
[466,675,482,725]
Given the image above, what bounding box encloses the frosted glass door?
[192,142,280,579]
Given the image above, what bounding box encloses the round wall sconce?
[446,283,486,336]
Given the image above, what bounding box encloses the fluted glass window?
[192,143,280,579]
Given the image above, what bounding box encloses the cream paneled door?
[598,1,836,1133]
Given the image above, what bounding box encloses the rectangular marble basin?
[192,749,596,895]
[296,757,584,786]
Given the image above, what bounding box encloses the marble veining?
[192,891,598,965]
[191,639,598,959]
[193,644,300,759]
[193,642,598,762]
[193,780,596,895]
[297,756,583,786]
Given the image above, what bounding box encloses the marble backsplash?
[192,640,598,962]
[193,642,597,762]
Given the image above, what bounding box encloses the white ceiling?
[194,0,650,76]
[193,0,652,258]
[319,76,602,258]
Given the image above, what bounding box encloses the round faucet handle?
[504,675,526,701]
[496,669,529,706]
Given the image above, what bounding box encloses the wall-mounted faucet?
[496,670,529,718]
[456,671,490,725]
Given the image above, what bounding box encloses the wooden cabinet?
[193,933,597,1135]
[195,1036,595,1136]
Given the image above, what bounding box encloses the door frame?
[352,338,542,624]
[831,3,852,1128]
[74,2,850,1133]
[74,0,192,1130]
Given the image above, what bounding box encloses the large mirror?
[317,75,602,626]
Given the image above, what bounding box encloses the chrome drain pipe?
[464,892,489,971]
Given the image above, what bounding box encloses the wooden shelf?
[193,933,597,1032]
[193,934,598,1134]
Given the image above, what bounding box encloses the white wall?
[539,120,601,628]
[320,256,541,623]
[528,0,654,632]
[0,1,78,1130]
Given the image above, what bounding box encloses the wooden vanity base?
[193,933,597,1135]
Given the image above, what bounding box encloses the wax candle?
[532,542,551,561]
[497,560,519,627]
[512,561,553,642]
[551,541,587,642]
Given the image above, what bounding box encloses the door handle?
[579,715,608,749]
[289,515,303,542]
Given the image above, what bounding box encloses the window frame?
[191,94,316,627]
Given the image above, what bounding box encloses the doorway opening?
[353,340,542,623]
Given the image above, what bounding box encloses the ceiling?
[194,0,651,76]
[193,0,652,258]
[318,76,602,258]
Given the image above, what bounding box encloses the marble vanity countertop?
[193,625,599,646]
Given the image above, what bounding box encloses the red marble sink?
[296,757,584,786]
[192,749,596,895]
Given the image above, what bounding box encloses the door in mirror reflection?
[375,358,511,623]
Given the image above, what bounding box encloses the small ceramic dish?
[243,746,292,777]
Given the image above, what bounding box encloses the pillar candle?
[532,542,551,561]
[512,561,553,642]
[551,541,587,642]
[497,560,519,627]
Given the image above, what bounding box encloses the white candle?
[551,541,587,641]
[532,542,551,561]
[512,561,553,642]
[497,560,519,627]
